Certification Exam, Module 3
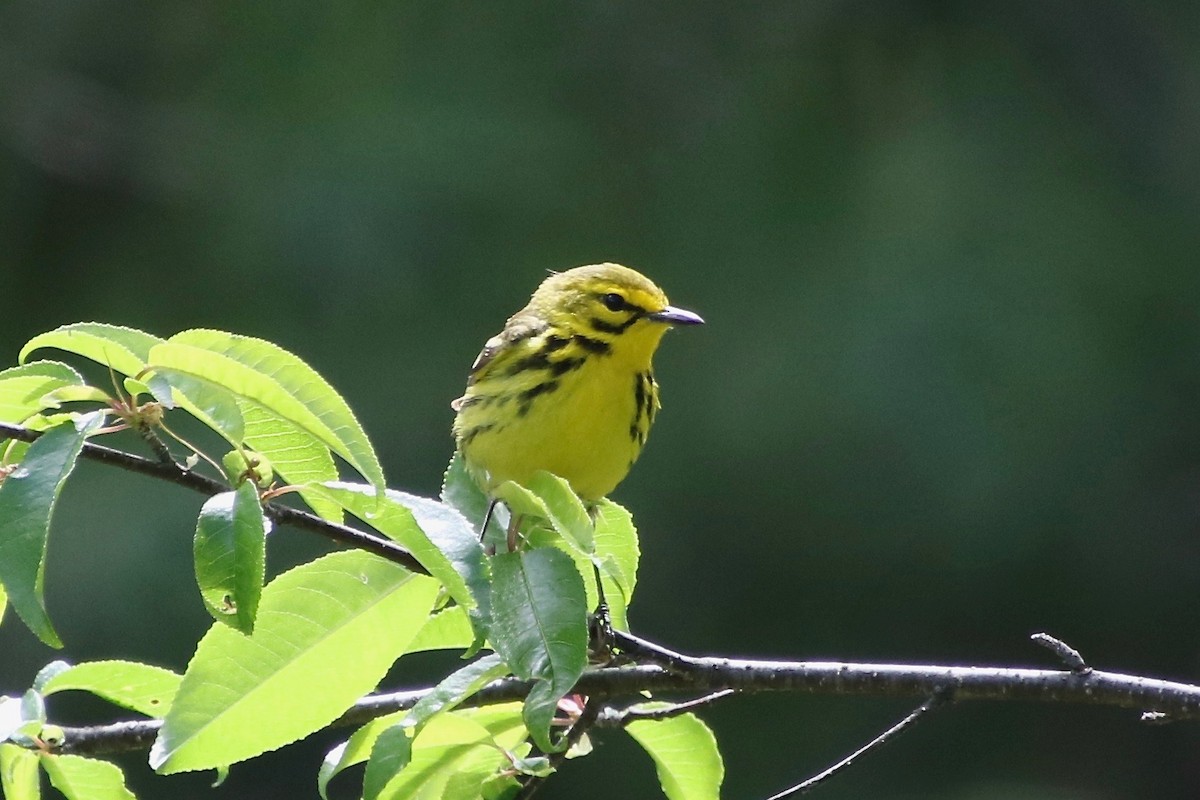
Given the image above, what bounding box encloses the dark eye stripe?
[586,314,642,335]
[592,292,648,315]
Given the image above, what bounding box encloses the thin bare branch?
[599,689,737,726]
[47,646,1200,757]
[766,690,951,799]
[0,420,426,573]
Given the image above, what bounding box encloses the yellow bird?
[452,263,703,508]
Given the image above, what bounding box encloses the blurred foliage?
[3,1,1200,797]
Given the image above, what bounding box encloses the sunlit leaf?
[318,703,525,800]
[626,710,724,800]
[149,367,245,444]
[406,606,474,654]
[150,551,439,774]
[0,412,105,648]
[370,713,501,800]
[0,362,85,424]
[239,405,341,522]
[153,330,384,493]
[42,660,182,719]
[37,385,111,407]
[362,724,412,800]
[19,322,163,378]
[40,754,136,800]
[524,471,593,554]
[0,743,40,800]
[318,710,407,800]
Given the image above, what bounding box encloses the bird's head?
[529,263,703,356]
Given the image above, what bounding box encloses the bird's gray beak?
[648,305,705,326]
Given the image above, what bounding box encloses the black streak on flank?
[543,335,571,352]
[461,423,495,447]
[517,380,559,417]
[643,372,658,425]
[630,372,651,445]
[573,335,612,356]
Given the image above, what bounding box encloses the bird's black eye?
[602,292,626,312]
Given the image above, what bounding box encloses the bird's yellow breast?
[455,327,662,501]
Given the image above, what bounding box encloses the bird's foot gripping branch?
[0,322,721,800]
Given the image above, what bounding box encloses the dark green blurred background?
[3,2,1200,798]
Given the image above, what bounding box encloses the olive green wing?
[450,316,546,410]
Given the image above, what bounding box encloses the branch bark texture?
[4,421,1198,761]
[53,649,1200,757]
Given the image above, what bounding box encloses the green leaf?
[239,405,341,522]
[406,606,475,654]
[0,743,40,800]
[42,660,182,719]
[20,690,46,729]
[318,483,488,623]
[533,498,640,631]
[0,412,105,648]
[19,322,163,378]
[31,661,71,693]
[591,500,639,607]
[362,724,412,800]
[38,385,112,407]
[318,710,407,800]
[150,551,439,774]
[0,362,85,424]
[193,483,268,633]
[154,330,384,493]
[318,703,525,800]
[524,471,593,554]
[491,481,550,523]
[625,711,724,800]
[489,548,587,752]
[370,713,503,800]
[491,471,595,555]
[401,654,508,730]
[441,452,504,541]
[149,367,246,444]
[532,496,643,628]
[40,754,136,800]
